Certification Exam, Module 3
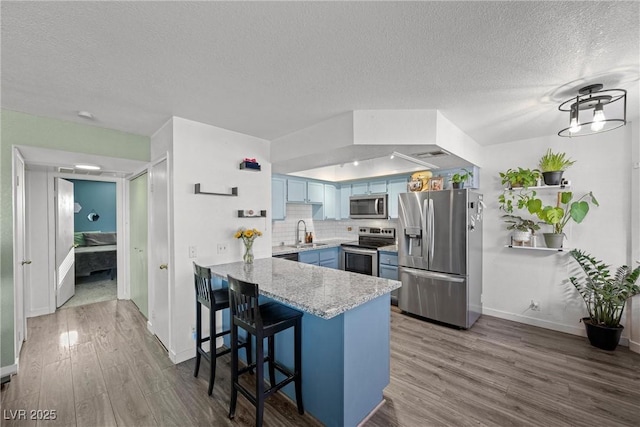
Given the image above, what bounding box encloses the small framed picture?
[429,177,443,191]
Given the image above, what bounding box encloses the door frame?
[12,147,27,366]
[46,172,127,312]
[147,154,172,354]
[126,165,150,323]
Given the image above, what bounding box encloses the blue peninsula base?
[222,291,391,426]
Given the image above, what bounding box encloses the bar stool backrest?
[194,263,213,308]
[228,275,262,329]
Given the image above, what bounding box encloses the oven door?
[341,247,378,276]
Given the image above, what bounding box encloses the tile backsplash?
[272,203,398,246]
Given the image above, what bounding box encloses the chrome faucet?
[296,220,307,244]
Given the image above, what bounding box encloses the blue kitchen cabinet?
[287,178,307,202]
[319,247,340,269]
[307,181,324,203]
[379,250,399,305]
[298,250,320,265]
[271,177,286,220]
[324,184,337,219]
[299,247,340,269]
[351,182,368,195]
[339,185,351,219]
[387,178,407,219]
[368,180,387,194]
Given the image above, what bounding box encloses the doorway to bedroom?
[59,179,118,309]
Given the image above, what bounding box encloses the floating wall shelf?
[238,210,267,218]
[505,245,570,252]
[239,162,261,171]
[194,183,238,196]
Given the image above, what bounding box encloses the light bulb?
[591,104,605,131]
[390,154,395,159]
[569,117,581,134]
[353,160,359,166]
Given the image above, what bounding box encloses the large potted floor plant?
[538,149,575,186]
[569,249,640,350]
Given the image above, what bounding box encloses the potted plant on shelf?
[538,149,575,186]
[450,168,473,189]
[499,167,541,190]
[501,214,540,246]
[568,249,640,350]
[526,191,599,248]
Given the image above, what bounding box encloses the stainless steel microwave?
[349,194,388,219]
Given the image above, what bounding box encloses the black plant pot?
[542,171,564,186]
[452,182,463,189]
[582,317,624,351]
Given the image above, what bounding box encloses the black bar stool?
[227,275,304,426]
[193,263,252,396]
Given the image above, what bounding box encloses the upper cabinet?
[351,182,368,195]
[287,178,307,203]
[387,178,408,219]
[368,180,387,194]
[339,186,351,220]
[272,177,286,220]
[324,184,337,220]
[307,181,324,203]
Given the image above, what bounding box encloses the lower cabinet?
[298,247,340,269]
[379,251,399,305]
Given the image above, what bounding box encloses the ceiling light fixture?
[558,83,626,137]
[353,160,359,166]
[77,111,94,120]
[389,154,395,159]
[391,151,439,169]
[75,164,101,171]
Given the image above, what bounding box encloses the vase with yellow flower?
[234,228,262,264]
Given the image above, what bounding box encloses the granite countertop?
[272,238,350,256]
[377,244,398,253]
[207,258,401,320]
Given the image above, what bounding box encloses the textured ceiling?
[2,1,638,146]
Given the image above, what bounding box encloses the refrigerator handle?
[429,198,435,263]
[422,199,429,260]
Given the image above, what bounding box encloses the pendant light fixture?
[558,83,626,137]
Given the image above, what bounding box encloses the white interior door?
[129,172,148,317]
[55,178,75,308]
[13,148,27,354]
[150,158,170,349]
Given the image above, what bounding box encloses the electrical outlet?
[191,326,196,341]
[217,243,228,254]
[189,246,197,258]
[530,300,540,311]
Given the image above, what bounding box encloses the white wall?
[480,126,634,340]
[166,117,271,362]
[25,170,51,317]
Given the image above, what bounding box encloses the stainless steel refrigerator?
[397,189,483,329]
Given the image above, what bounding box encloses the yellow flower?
[245,229,254,238]
[234,230,242,239]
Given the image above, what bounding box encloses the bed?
[75,232,117,278]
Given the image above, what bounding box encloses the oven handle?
[342,247,378,255]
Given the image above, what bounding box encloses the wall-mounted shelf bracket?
[238,210,267,218]
[194,183,238,196]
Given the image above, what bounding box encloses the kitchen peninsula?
[208,257,401,427]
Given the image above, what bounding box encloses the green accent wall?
[1,109,150,368]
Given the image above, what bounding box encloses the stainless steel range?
[340,227,396,276]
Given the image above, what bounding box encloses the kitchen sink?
[285,243,329,249]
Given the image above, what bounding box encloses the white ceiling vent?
[413,149,451,158]
[58,167,75,174]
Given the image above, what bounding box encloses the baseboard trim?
[482,308,631,347]
[630,339,640,354]
[27,307,53,318]
[146,320,153,334]
[483,307,585,337]
[1,360,19,377]
[172,347,195,364]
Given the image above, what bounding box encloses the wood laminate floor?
[1,300,639,427]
